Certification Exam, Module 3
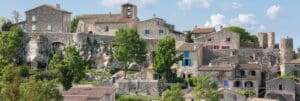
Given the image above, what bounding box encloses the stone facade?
[265,78,296,101]
[116,79,160,96]
[25,4,71,33]
[194,29,240,49]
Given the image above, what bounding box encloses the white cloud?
[232,2,242,9]
[266,5,281,20]
[229,14,266,31]
[100,0,157,8]
[204,13,266,31]
[204,13,226,27]
[177,0,212,10]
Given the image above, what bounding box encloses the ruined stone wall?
[203,49,239,65]
[280,37,294,63]
[265,78,295,101]
[117,80,160,96]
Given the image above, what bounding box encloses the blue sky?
[0,0,299,49]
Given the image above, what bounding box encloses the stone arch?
[234,81,242,87]
[52,42,65,54]
[244,81,254,87]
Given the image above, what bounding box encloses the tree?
[64,45,86,83]
[191,76,220,101]
[238,89,256,98]
[0,17,6,30]
[1,20,13,31]
[0,26,23,66]
[153,36,177,82]
[87,69,111,85]
[113,28,147,78]
[162,84,184,101]
[20,78,60,101]
[226,26,258,47]
[70,16,79,33]
[0,65,21,101]
[185,31,194,43]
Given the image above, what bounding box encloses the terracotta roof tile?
[192,27,216,34]
[26,4,71,14]
[177,42,203,51]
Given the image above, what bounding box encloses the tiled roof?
[198,64,233,71]
[238,64,261,69]
[25,4,71,14]
[192,27,216,34]
[177,42,202,51]
[78,14,136,23]
[62,86,116,100]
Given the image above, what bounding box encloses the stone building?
[257,32,275,49]
[191,27,216,38]
[194,29,240,49]
[24,4,71,33]
[62,86,116,101]
[76,3,183,40]
[265,78,296,101]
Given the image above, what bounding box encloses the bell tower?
[122,3,137,19]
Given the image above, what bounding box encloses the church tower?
[122,3,138,20]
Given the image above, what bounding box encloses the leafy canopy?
[162,84,184,101]
[226,26,258,47]
[113,28,147,78]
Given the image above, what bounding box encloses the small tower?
[257,32,268,49]
[280,36,294,63]
[122,3,138,19]
[267,32,275,49]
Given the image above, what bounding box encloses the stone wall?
[265,78,295,101]
[117,80,160,96]
[194,30,240,49]
[25,5,70,33]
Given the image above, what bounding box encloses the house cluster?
[16,3,300,101]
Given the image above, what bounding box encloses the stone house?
[176,42,203,78]
[76,3,183,40]
[191,27,216,38]
[62,86,116,101]
[194,29,240,49]
[265,78,296,101]
[24,4,71,33]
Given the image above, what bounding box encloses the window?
[250,71,256,76]
[159,29,164,35]
[144,30,150,34]
[183,51,190,58]
[47,25,52,31]
[214,45,219,49]
[234,81,242,87]
[32,25,36,31]
[279,84,283,90]
[105,26,109,32]
[208,38,212,41]
[223,80,229,88]
[226,37,231,42]
[222,46,230,49]
[182,59,191,66]
[32,15,36,22]
[244,81,254,87]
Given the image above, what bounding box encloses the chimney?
[56,4,61,9]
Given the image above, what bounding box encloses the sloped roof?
[62,86,116,100]
[25,4,71,14]
[287,58,300,64]
[192,27,216,34]
[78,14,136,23]
[177,42,202,51]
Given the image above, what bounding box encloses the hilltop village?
[1,3,300,101]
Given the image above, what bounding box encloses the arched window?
[240,70,246,77]
[234,81,242,87]
[244,81,254,87]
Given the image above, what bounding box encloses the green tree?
[87,69,111,85]
[20,78,60,101]
[238,89,256,98]
[0,65,21,101]
[226,26,258,47]
[0,26,23,66]
[1,20,13,31]
[185,31,194,43]
[113,28,147,78]
[153,36,177,82]
[64,45,86,83]
[191,76,220,101]
[162,84,184,101]
[70,16,79,33]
